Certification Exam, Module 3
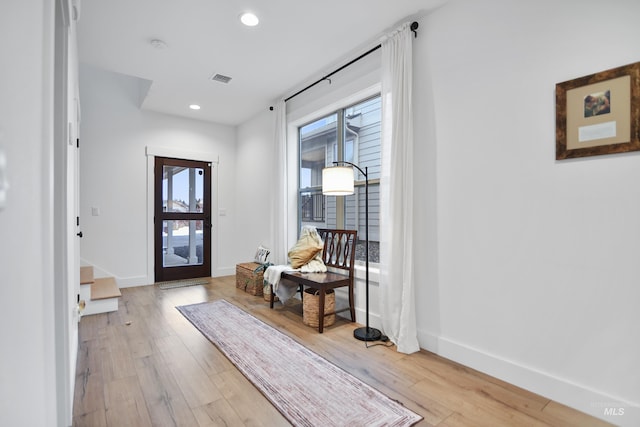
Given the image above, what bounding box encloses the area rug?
[156,277,210,290]
[177,299,422,427]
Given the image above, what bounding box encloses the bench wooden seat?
[270,228,357,333]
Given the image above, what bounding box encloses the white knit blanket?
[264,265,298,302]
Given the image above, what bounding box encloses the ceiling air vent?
[210,73,232,84]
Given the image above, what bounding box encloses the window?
[298,95,381,262]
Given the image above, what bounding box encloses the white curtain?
[271,99,289,265]
[379,22,420,354]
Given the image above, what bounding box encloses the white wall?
[76,0,639,423]
[235,110,274,261]
[0,1,59,426]
[79,64,238,284]
[236,1,640,424]
[417,0,640,424]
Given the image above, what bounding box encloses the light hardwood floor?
[72,276,612,427]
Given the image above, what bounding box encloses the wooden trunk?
[235,262,264,296]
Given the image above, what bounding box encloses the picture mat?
[566,75,630,150]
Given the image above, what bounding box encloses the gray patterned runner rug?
[177,299,422,427]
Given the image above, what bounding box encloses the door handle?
[204,216,212,229]
[77,231,83,238]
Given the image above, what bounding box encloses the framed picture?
[556,61,640,160]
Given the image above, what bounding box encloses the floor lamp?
[322,161,383,342]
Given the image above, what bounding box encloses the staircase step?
[80,266,94,284]
[91,277,122,300]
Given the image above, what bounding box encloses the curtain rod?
[269,21,418,109]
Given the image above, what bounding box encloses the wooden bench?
[270,228,357,333]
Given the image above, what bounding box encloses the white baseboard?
[81,258,149,288]
[112,270,235,288]
[416,330,639,427]
[81,258,237,289]
[117,276,149,288]
[215,266,235,277]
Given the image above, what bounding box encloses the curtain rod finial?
[411,21,419,38]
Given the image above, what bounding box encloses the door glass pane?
[162,166,204,213]
[162,220,203,267]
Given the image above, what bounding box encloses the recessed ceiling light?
[240,12,259,27]
[189,104,201,110]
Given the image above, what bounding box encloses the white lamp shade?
[322,166,354,195]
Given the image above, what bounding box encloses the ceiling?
[76,0,446,126]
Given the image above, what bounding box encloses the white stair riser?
[79,283,119,316]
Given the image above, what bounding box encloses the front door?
[154,157,212,282]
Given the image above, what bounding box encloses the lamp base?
[354,326,382,342]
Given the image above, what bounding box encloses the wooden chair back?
[316,229,357,277]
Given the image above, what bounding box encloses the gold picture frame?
[556,61,640,160]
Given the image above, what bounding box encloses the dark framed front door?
[154,156,212,282]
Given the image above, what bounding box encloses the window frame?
[296,93,382,264]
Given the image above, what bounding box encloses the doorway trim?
[146,145,220,284]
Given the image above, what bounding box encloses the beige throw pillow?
[288,229,324,269]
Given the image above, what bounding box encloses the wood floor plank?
[73,365,106,418]
[73,276,613,427]
[213,369,289,427]
[155,334,224,408]
[410,374,552,427]
[73,339,106,418]
[438,411,491,427]
[104,376,152,427]
[173,322,237,377]
[399,351,553,420]
[78,312,109,342]
[101,324,137,382]
[134,354,199,427]
[119,314,162,360]
[72,408,107,427]
[191,399,247,427]
[542,401,614,427]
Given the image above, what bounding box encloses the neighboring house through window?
[298,95,381,263]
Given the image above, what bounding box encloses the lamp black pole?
[332,161,382,342]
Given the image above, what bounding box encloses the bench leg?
[269,284,275,309]
[348,284,355,322]
[318,289,326,333]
